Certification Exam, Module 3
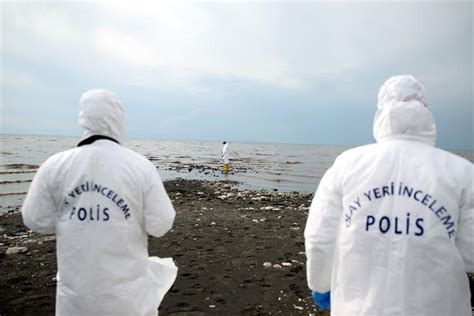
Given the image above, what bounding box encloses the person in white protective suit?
[21,89,178,316]
[304,75,473,316]
[221,141,230,174]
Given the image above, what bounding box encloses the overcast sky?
[1,1,472,149]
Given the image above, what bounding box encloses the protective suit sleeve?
[143,165,176,238]
[455,182,474,273]
[304,163,343,292]
[21,159,57,234]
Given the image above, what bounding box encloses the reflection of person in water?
[221,141,230,174]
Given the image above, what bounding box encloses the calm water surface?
[1,134,472,213]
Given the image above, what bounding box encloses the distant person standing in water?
[304,75,473,315]
[221,141,230,174]
[21,89,177,316]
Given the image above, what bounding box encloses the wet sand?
[0,179,329,315]
[1,179,472,315]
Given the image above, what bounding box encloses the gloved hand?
[311,291,330,310]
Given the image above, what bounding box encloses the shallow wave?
[0,170,36,175]
[0,179,32,185]
[0,191,27,196]
[3,163,38,169]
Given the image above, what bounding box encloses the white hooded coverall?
[222,143,230,164]
[22,89,177,316]
[304,75,473,316]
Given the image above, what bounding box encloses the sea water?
[1,134,472,213]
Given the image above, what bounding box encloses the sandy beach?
[1,178,473,315]
[0,179,330,315]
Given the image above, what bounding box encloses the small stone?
[282,262,292,267]
[197,191,204,195]
[6,246,28,255]
[273,264,282,269]
[209,305,216,308]
[45,236,56,242]
[294,305,304,311]
[263,262,272,268]
[210,222,216,226]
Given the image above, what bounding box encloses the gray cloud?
[2,2,472,148]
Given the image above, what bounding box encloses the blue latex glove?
[311,291,330,310]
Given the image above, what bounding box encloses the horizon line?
[1,131,473,152]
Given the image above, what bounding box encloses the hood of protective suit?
[78,89,125,143]
[373,75,436,146]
